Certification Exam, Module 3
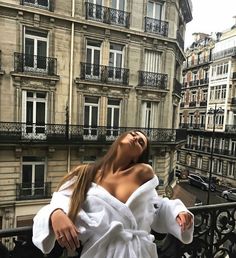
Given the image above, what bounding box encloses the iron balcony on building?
[0,122,186,145]
[176,30,184,50]
[144,17,168,37]
[14,52,58,77]
[213,46,236,60]
[173,78,182,97]
[85,2,130,28]
[1,203,235,257]
[80,62,129,86]
[16,182,51,201]
[138,71,168,90]
[20,0,55,11]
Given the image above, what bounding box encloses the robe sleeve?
[32,188,72,253]
[151,197,194,244]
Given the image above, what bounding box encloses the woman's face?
[120,131,148,161]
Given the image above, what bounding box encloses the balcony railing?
[1,203,235,257]
[16,182,51,200]
[138,71,168,89]
[85,2,130,27]
[200,100,207,106]
[80,62,129,85]
[20,0,54,11]
[14,52,57,76]
[144,17,168,36]
[189,101,196,107]
[213,46,236,60]
[173,78,182,96]
[0,122,186,144]
[225,124,236,133]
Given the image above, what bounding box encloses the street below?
[177,181,230,206]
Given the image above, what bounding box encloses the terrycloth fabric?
[32,176,194,258]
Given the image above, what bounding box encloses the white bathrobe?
[32,176,194,258]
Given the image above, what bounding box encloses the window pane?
[35,165,44,186]
[38,0,48,7]
[84,106,89,126]
[26,101,33,124]
[113,108,120,127]
[36,102,45,125]
[22,165,32,185]
[107,108,112,127]
[91,107,98,126]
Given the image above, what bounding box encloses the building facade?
[0,0,192,232]
[178,27,236,188]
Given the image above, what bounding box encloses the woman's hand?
[50,209,80,251]
[176,211,193,232]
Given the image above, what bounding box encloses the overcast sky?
[185,0,236,47]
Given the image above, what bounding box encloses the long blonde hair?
[57,130,150,222]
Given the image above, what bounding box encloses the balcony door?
[22,91,47,139]
[141,101,156,130]
[109,44,123,81]
[107,99,120,138]
[111,0,125,25]
[24,28,48,72]
[147,1,162,20]
[22,156,45,197]
[87,0,103,20]
[84,96,99,139]
[86,41,101,79]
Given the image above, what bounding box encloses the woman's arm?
[151,197,194,244]
[32,187,79,253]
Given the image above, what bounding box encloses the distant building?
[178,24,236,187]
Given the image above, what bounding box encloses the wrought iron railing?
[0,122,186,144]
[14,52,57,76]
[80,62,129,85]
[173,78,182,96]
[138,71,168,89]
[144,17,168,36]
[16,182,51,200]
[0,203,235,257]
[213,46,236,60]
[85,2,130,27]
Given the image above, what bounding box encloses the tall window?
[227,162,235,178]
[230,140,236,156]
[22,91,47,138]
[24,28,48,71]
[144,50,161,73]
[197,136,204,149]
[107,99,120,137]
[84,96,99,139]
[111,0,126,25]
[87,0,103,20]
[86,40,101,79]
[217,160,223,175]
[147,1,163,20]
[109,44,123,81]
[196,156,202,169]
[141,101,157,128]
[22,156,45,197]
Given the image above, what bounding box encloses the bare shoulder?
[132,163,155,183]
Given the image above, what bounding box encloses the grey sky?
[185,0,236,47]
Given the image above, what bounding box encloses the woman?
[33,130,194,258]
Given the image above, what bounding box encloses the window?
[86,40,101,79]
[209,85,226,101]
[227,162,235,178]
[107,99,120,137]
[22,91,47,139]
[111,0,126,25]
[211,62,228,78]
[196,156,202,169]
[23,0,49,9]
[186,154,192,166]
[24,28,48,72]
[87,0,103,20]
[84,96,99,139]
[200,114,205,127]
[22,156,45,197]
[230,140,236,156]
[191,91,196,102]
[108,44,123,81]
[141,101,158,128]
[217,160,223,175]
[198,136,204,149]
[144,50,161,73]
[189,114,194,127]
[187,135,193,146]
[147,1,163,20]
